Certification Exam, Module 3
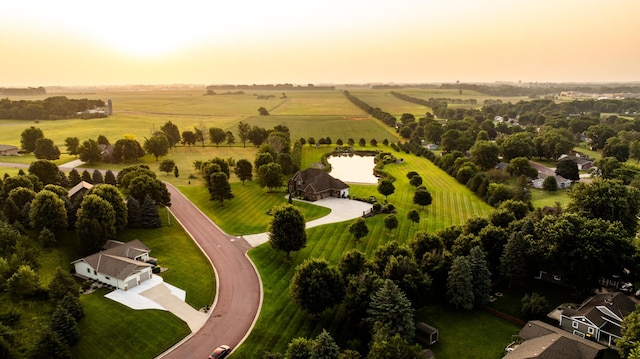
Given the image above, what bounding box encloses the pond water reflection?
[327,155,378,184]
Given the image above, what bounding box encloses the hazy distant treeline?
[0,86,46,96]
[375,83,640,97]
[0,96,105,120]
[206,83,335,91]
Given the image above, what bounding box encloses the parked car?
[208,345,231,359]
[634,289,640,299]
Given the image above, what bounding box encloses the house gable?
[72,240,153,291]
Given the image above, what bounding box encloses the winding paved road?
[158,184,262,358]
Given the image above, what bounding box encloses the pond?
[327,155,378,184]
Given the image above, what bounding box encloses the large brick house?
[288,168,349,201]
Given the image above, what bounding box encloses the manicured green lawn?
[416,305,520,359]
[234,150,495,357]
[530,187,570,209]
[177,181,331,235]
[486,279,579,320]
[72,288,190,359]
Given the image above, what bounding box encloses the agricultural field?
[0,88,549,358]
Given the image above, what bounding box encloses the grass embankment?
[233,149,496,357]
[72,288,190,359]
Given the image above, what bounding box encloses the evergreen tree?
[447,256,475,310]
[366,279,415,340]
[81,170,92,184]
[58,293,84,321]
[48,267,79,301]
[59,171,69,187]
[104,170,116,185]
[6,265,40,298]
[286,337,313,359]
[38,227,56,247]
[469,246,492,306]
[68,169,81,187]
[126,195,142,228]
[49,306,79,346]
[310,329,340,359]
[31,328,71,359]
[91,169,103,184]
[140,194,161,228]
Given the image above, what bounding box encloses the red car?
[208,345,231,359]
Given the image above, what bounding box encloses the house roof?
[0,144,17,151]
[68,181,93,198]
[558,155,592,165]
[505,321,605,359]
[72,240,152,281]
[562,292,636,334]
[291,168,348,193]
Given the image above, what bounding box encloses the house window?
[572,321,579,329]
[87,268,91,274]
[588,327,595,335]
[94,270,97,275]
[105,276,110,280]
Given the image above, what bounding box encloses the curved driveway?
[159,184,262,359]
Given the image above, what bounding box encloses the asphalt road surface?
[159,183,261,359]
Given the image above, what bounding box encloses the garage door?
[126,278,138,290]
[140,271,150,282]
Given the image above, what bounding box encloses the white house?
[532,174,572,189]
[72,240,154,291]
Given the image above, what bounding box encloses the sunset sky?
[1,0,639,86]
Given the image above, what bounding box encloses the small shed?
[416,322,439,345]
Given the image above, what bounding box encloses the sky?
[1,0,639,86]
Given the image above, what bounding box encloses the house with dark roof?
[68,180,93,203]
[71,240,154,291]
[288,168,349,201]
[558,154,593,170]
[504,320,606,359]
[532,174,572,189]
[559,292,636,347]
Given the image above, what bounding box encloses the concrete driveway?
[243,197,373,247]
[104,275,208,332]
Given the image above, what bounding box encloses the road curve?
[159,183,262,358]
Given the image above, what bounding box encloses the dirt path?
[158,184,262,358]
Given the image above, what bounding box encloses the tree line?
[0,96,105,120]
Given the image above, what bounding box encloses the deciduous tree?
[143,134,169,161]
[377,180,395,199]
[77,139,102,163]
[28,160,60,185]
[290,258,344,316]
[268,204,306,259]
[234,159,253,185]
[30,190,68,233]
[76,194,116,252]
[407,209,420,228]
[413,188,432,209]
[555,157,579,181]
[86,184,128,232]
[384,214,398,234]
[64,137,80,157]
[34,138,61,160]
[257,162,283,192]
[159,159,176,175]
[160,121,180,149]
[209,127,226,147]
[20,126,44,152]
[237,121,251,148]
[208,172,233,205]
[348,218,369,242]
